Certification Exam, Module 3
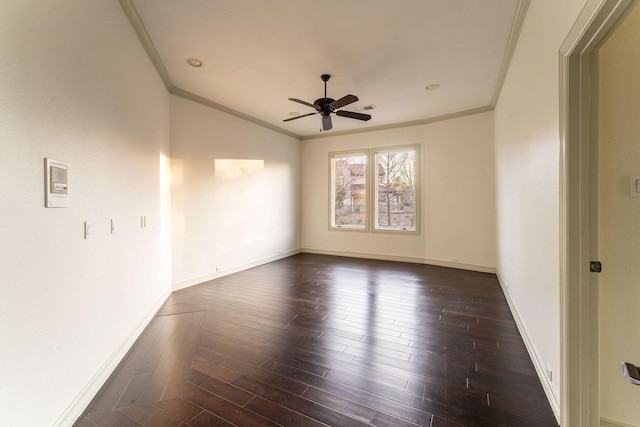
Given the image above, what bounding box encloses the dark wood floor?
[74,254,558,427]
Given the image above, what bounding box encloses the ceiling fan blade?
[330,94,358,110]
[322,115,333,131]
[335,110,372,121]
[283,111,318,122]
[288,98,317,109]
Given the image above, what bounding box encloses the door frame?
[560,0,636,425]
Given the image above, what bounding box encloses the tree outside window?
[375,147,417,231]
[329,145,418,234]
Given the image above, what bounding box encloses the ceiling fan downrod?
[321,74,330,98]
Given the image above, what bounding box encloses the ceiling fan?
[283,74,372,131]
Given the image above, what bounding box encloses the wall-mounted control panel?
[630,175,640,198]
[45,158,68,208]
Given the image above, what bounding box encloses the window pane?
[375,149,416,231]
[332,153,367,228]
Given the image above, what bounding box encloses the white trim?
[559,1,636,426]
[496,271,560,421]
[171,249,301,291]
[53,290,170,427]
[600,418,640,427]
[300,248,496,274]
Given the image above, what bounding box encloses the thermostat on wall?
[45,158,68,208]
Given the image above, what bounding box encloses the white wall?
[597,4,640,424]
[170,95,301,288]
[0,1,171,426]
[493,0,589,413]
[301,111,496,272]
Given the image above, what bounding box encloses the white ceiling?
[124,0,526,138]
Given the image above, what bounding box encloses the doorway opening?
[560,0,638,425]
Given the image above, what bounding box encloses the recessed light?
[289,112,299,116]
[425,83,441,91]
[186,58,204,68]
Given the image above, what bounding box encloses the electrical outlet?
[545,362,553,382]
[84,221,91,239]
[110,219,116,234]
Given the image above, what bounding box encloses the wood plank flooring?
[74,254,558,427]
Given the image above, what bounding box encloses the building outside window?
[330,145,419,234]
[330,151,368,230]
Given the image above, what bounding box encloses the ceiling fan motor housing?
[315,97,335,116]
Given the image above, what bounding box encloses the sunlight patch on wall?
[160,154,172,282]
[214,159,264,179]
[170,158,184,270]
[213,159,267,254]
[171,159,184,185]
[160,153,172,201]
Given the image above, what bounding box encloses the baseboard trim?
[53,289,170,427]
[172,249,302,291]
[601,417,638,427]
[495,270,560,422]
[300,248,497,274]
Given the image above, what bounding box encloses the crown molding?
[118,0,173,91]
[118,0,300,139]
[490,0,531,107]
[118,0,512,142]
[300,105,494,141]
[170,87,301,139]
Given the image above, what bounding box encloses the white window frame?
[372,144,420,234]
[329,150,370,232]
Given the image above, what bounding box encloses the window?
[329,145,419,234]
[373,146,418,233]
[330,151,368,230]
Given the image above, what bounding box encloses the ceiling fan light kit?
[283,74,371,131]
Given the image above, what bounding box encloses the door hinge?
[590,261,602,273]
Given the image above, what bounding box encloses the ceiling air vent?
[355,104,376,112]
